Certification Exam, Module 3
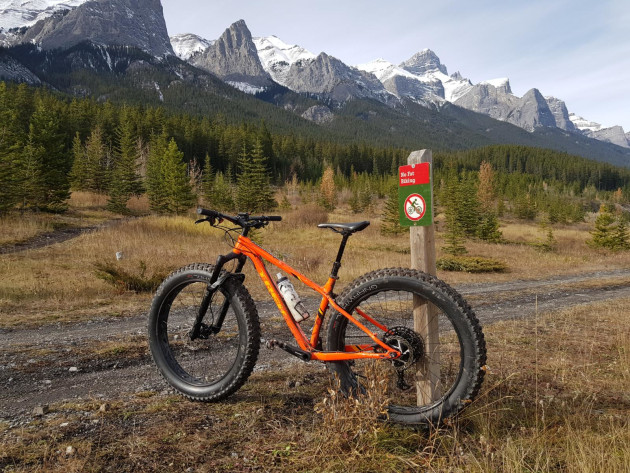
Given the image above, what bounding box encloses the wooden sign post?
[401,150,441,405]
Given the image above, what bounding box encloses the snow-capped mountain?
[283,51,389,103]
[175,23,626,147]
[1,2,626,151]
[170,33,214,61]
[5,0,173,57]
[0,0,87,31]
[569,114,629,148]
[356,52,473,105]
[570,113,602,132]
[357,58,443,105]
[253,35,315,86]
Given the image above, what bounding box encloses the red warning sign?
[399,163,430,187]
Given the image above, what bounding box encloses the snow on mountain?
[170,33,214,61]
[356,58,417,82]
[0,0,87,31]
[569,113,602,132]
[357,52,472,103]
[357,58,441,103]
[253,35,315,86]
[481,78,511,93]
[398,50,473,102]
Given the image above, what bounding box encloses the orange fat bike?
[148,208,486,425]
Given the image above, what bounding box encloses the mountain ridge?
[0,3,628,164]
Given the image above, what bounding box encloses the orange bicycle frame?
[231,234,400,362]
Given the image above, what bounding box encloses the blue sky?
[161,0,630,131]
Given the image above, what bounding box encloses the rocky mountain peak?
[253,35,315,86]
[544,96,576,132]
[14,0,173,57]
[517,88,557,130]
[400,49,447,76]
[191,19,272,88]
[283,52,388,102]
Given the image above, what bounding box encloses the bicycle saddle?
[317,221,370,234]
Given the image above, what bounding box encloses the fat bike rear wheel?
[326,268,486,425]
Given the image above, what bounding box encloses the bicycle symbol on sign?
[404,193,426,221]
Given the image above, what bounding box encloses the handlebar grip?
[266,216,282,222]
[197,208,218,218]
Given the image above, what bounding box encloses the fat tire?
[326,267,486,425]
[148,263,260,401]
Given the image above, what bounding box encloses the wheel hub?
[382,326,424,371]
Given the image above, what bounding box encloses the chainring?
[382,326,424,371]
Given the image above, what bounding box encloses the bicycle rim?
[335,287,468,418]
[156,280,246,389]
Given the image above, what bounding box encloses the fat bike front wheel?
[148,263,260,401]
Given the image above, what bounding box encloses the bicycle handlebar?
[196,208,282,228]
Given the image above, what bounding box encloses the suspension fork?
[189,252,247,340]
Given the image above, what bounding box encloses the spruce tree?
[588,205,617,250]
[162,138,195,214]
[380,183,407,235]
[441,174,467,255]
[145,132,170,213]
[207,171,234,211]
[477,213,503,243]
[23,97,70,211]
[202,152,214,200]
[107,116,143,213]
[0,83,22,211]
[69,132,88,191]
[611,217,630,251]
[84,126,110,193]
[20,131,46,209]
[236,139,276,212]
[458,174,481,236]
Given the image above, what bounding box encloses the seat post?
[330,232,351,279]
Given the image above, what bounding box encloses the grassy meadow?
[1,192,629,472]
[1,192,630,328]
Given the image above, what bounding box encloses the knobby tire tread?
[327,267,486,424]
[148,263,260,402]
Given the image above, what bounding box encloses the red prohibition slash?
[404,194,426,221]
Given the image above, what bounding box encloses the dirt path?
[1,269,629,420]
[0,218,129,255]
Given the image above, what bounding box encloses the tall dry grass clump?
[283,203,329,228]
[0,213,54,245]
[68,191,108,209]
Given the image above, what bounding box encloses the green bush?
[94,260,170,293]
[437,255,507,273]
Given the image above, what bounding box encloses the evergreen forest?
[1,81,629,234]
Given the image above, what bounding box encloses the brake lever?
[195,217,220,226]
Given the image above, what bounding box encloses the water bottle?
[276,273,309,323]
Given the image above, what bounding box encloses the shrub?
[94,260,170,293]
[437,255,507,273]
[283,204,328,228]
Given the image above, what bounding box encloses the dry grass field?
[1,195,630,328]
[1,298,628,472]
[1,193,629,472]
